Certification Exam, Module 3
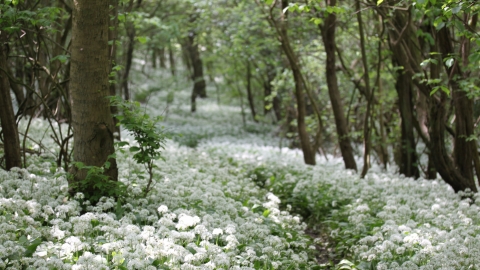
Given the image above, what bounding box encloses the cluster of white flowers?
[5,81,480,270]
[0,88,317,269]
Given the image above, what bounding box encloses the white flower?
[176,214,201,230]
[212,228,223,236]
[157,205,169,214]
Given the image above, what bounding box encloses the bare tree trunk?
[246,61,258,122]
[320,0,357,171]
[356,0,373,178]
[394,71,419,177]
[185,28,207,112]
[109,0,120,140]
[122,24,135,101]
[69,0,118,194]
[0,32,22,170]
[437,26,476,185]
[168,42,176,76]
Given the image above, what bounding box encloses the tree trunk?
[273,0,315,165]
[70,0,118,194]
[394,70,419,178]
[0,32,22,170]
[356,0,373,178]
[185,29,207,112]
[109,0,120,140]
[381,5,476,191]
[437,26,476,185]
[246,61,258,122]
[159,47,166,68]
[168,42,176,76]
[320,0,357,171]
[122,24,135,101]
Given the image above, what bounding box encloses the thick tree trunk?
[0,32,22,170]
[381,5,476,191]
[320,0,357,171]
[70,0,118,193]
[437,26,476,185]
[394,71,419,177]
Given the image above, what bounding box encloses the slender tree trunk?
[70,0,118,194]
[356,0,373,177]
[151,48,157,69]
[168,42,176,76]
[122,24,135,101]
[267,0,316,165]
[159,47,166,68]
[320,0,357,171]
[185,28,207,112]
[0,32,22,170]
[246,61,258,122]
[109,0,120,140]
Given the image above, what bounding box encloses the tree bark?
[168,42,176,76]
[70,0,118,192]
[356,0,373,178]
[394,70,419,177]
[122,24,135,101]
[0,32,22,170]
[246,61,258,122]
[320,0,357,171]
[185,29,207,112]
[437,26,476,185]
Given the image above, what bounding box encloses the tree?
[0,31,22,170]
[69,0,118,197]
[319,0,357,171]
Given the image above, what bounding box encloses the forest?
[0,0,479,269]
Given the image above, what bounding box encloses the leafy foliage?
[110,96,166,195]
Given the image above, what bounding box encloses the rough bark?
[0,32,22,170]
[320,0,357,171]
[70,0,118,192]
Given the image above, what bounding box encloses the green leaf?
[265,0,273,5]
[129,146,141,152]
[136,36,148,44]
[24,238,43,257]
[50,54,69,63]
[377,0,384,5]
